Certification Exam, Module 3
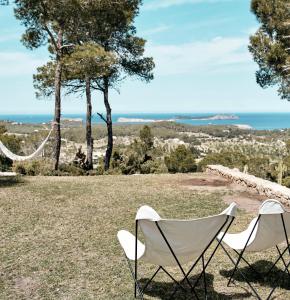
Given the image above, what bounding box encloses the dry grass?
[0,173,289,299]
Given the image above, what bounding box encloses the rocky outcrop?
[206,165,290,207]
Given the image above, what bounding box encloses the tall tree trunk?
[53,29,63,171]
[103,77,113,171]
[85,77,93,170]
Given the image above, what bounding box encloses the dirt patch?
[181,177,230,187]
[179,173,268,214]
[223,191,268,214]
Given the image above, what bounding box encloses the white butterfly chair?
[217,199,290,300]
[117,203,237,299]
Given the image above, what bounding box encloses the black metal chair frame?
[123,215,235,299]
[220,213,290,300]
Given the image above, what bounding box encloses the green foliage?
[165,145,197,174]
[110,126,168,175]
[286,140,290,153]
[282,176,290,188]
[0,126,21,171]
[140,125,154,150]
[34,43,117,97]
[249,0,290,100]
[198,151,248,172]
[58,163,86,176]
[13,159,53,176]
[247,157,272,179]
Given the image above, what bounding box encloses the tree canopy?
[249,0,290,100]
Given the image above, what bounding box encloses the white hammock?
[0,128,53,162]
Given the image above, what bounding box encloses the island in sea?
[175,114,239,121]
[117,114,239,123]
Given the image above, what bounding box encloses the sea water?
[1,113,290,130]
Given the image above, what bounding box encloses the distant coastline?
[117,114,239,123]
[175,114,239,121]
[117,117,176,123]
[1,113,290,130]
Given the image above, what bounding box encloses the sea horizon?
[1,112,290,130]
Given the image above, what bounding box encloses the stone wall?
[206,165,290,207]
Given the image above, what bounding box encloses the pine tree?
[249,0,290,100]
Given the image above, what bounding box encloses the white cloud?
[143,0,233,11]
[141,25,171,36]
[146,36,252,76]
[0,52,46,77]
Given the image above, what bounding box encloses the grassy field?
[0,173,290,299]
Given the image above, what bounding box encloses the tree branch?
[40,1,59,51]
[97,113,108,124]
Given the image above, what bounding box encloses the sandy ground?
[180,173,268,213]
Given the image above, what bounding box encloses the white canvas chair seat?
[119,203,236,267]
[218,200,290,252]
[217,199,290,300]
[118,230,145,260]
[117,203,237,299]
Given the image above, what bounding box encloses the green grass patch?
[0,174,289,299]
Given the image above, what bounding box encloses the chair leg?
[155,221,196,292]
[142,267,162,294]
[156,217,234,300]
[276,246,290,276]
[202,254,207,299]
[220,243,261,300]
[233,249,261,278]
[124,254,144,299]
[227,216,260,286]
[265,246,288,276]
[266,258,290,300]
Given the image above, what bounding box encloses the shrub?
[13,159,53,176]
[0,126,21,171]
[282,176,290,188]
[140,159,168,174]
[246,157,271,179]
[59,163,86,176]
[140,125,154,150]
[198,151,248,172]
[165,145,197,173]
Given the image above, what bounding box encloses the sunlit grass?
[0,174,289,299]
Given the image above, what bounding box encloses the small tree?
[165,145,197,174]
[140,125,154,151]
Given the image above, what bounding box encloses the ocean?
[1,113,290,130]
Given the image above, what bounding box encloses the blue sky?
[0,0,289,114]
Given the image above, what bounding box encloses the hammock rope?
[0,127,53,162]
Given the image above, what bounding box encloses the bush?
[13,159,53,176]
[246,157,271,179]
[198,151,248,172]
[140,125,154,150]
[0,126,21,171]
[283,176,290,188]
[59,163,86,176]
[140,159,168,174]
[165,145,197,173]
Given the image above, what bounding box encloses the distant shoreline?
[1,113,290,130]
[176,114,239,121]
